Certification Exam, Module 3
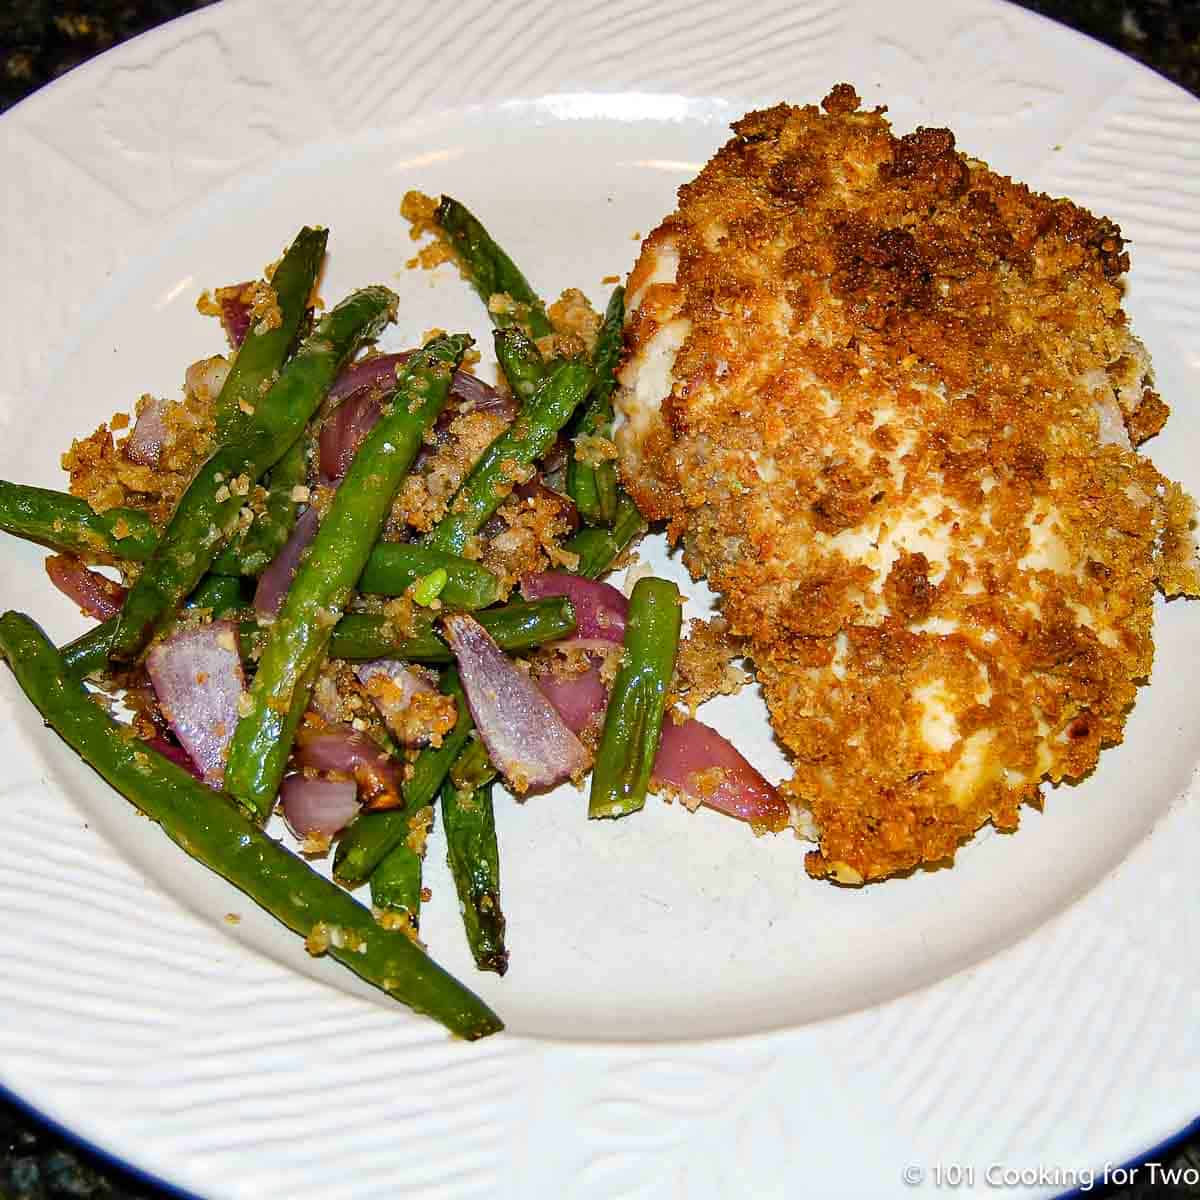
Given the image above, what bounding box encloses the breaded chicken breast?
[614,84,1200,884]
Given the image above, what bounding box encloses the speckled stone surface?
[0,2,1198,1198]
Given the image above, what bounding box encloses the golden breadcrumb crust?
[616,84,1199,884]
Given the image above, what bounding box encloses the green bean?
[434,197,552,338]
[60,619,118,678]
[186,573,248,613]
[211,435,308,577]
[213,227,328,440]
[449,737,497,792]
[370,840,425,930]
[329,597,574,662]
[422,359,594,555]
[65,580,570,681]
[226,334,470,820]
[0,481,158,563]
[493,327,545,401]
[567,286,625,525]
[0,611,501,1040]
[60,573,247,678]
[589,576,681,819]
[110,286,397,665]
[563,492,647,579]
[440,732,504,974]
[441,775,507,974]
[410,569,447,607]
[357,545,500,609]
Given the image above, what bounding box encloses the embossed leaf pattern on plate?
[94,32,284,213]
[869,16,1064,128]
[568,1055,788,1200]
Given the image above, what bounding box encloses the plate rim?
[2,0,1199,1195]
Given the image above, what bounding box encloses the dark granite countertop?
[2,2,1199,1197]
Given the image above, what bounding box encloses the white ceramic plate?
[2,0,1199,1196]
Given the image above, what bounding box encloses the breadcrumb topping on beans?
[616,84,1200,884]
[62,362,221,527]
[401,190,459,272]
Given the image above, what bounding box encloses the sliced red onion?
[220,284,254,348]
[145,735,203,779]
[125,398,169,467]
[652,716,789,828]
[535,657,608,735]
[254,504,321,616]
[145,620,246,788]
[450,371,515,417]
[330,350,512,408]
[319,391,383,482]
[355,659,446,747]
[327,352,411,406]
[45,555,126,621]
[521,572,627,645]
[281,774,361,839]
[293,724,402,808]
[443,613,591,793]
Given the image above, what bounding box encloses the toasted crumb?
[405,805,435,856]
[548,288,602,354]
[573,433,619,467]
[401,191,458,272]
[672,618,750,712]
[62,364,222,526]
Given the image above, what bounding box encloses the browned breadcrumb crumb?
[305,921,332,955]
[602,274,621,285]
[195,290,222,318]
[197,280,282,340]
[374,908,424,946]
[597,644,624,687]
[401,190,458,272]
[249,281,282,335]
[223,912,241,925]
[547,288,602,355]
[481,487,579,592]
[310,658,371,727]
[535,331,589,361]
[381,595,421,637]
[400,190,440,238]
[391,409,511,537]
[409,242,456,270]
[360,670,456,747]
[300,831,333,857]
[62,361,222,526]
[573,433,619,467]
[671,617,750,712]
[405,805,435,856]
